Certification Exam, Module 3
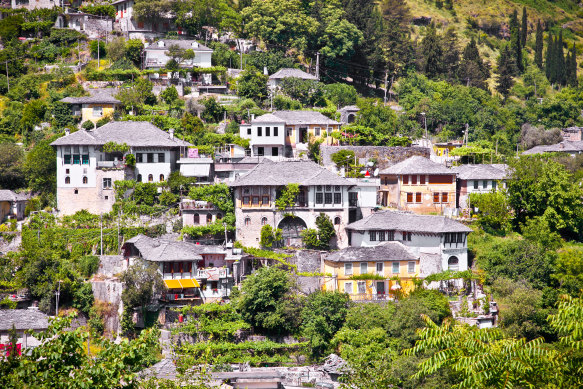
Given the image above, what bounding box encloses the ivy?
[350,274,386,280]
[234,242,297,270]
[275,183,300,213]
[102,141,129,153]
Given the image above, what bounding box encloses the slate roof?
[0,309,49,331]
[126,234,203,262]
[452,164,509,180]
[229,159,352,187]
[0,190,28,202]
[61,92,120,105]
[50,121,192,148]
[380,156,452,175]
[522,141,583,155]
[270,110,340,126]
[269,68,317,80]
[252,113,287,123]
[346,210,472,233]
[339,105,359,112]
[324,241,418,263]
[145,39,212,51]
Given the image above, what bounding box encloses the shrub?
[81,120,95,130]
[78,255,100,278]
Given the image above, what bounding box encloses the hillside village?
[2,0,583,388]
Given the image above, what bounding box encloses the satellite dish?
[367,161,374,167]
[360,170,367,175]
[373,168,379,176]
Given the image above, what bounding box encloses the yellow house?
[433,141,463,158]
[321,241,420,301]
[61,92,120,124]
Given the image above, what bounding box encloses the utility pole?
[5,61,9,92]
[97,35,100,69]
[315,52,320,80]
[421,112,427,139]
[383,70,388,104]
[100,213,103,256]
[464,123,469,146]
[55,280,62,316]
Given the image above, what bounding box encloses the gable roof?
[269,68,317,80]
[61,92,120,105]
[144,39,212,52]
[126,234,203,262]
[229,159,352,187]
[265,110,340,126]
[0,309,49,331]
[50,121,192,148]
[451,164,509,180]
[324,241,418,263]
[252,113,286,124]
[380,156,452,175]
[0,190,28,202]
[346,210,472,233]
[522,141,583,155]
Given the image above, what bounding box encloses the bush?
[96,116,111,128]
[78,255,100,278]
[72,282,94,314]
[260,224,283,248]
[81,120,95,130]
[159,190,178,206]
[90,40,106,59]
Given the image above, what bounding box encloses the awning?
[164,279,200,289]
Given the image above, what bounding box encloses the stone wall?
[320,145,430,172]
[90,280,124,336]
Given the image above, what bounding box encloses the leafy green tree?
[496,45,516,99]
[72,282,94,314]
[458,38,490,90]
[553,248,583,296]
[134,182,158,206]
[379,0,414,78]
[245,50,297,75]
[260,224,283,248]
[420,24,443,79]
[89,39,106,59]
[237,67,268,103]
[0,143,25,190]
[121,258,164,329]
[116,78,157,114]
[301,213,336,249]
[469,191,511,234]
[520,6,528,48]
[160,85,179,108]
[24,140,56,201]
[279,77,325,107]
[125,39,144,66]
[208,41,240,68]
[323,83,357,107]
[509,9,523,72]
[316,2,363,58]
[105,37,126,62]
[200,96,225,123]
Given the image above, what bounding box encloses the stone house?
[181,200,224,228]
[50,121,191,215]
[0,190,28,222]
[451,164,508,209]
[345,210,472,276]
[239,111,340,158]
[379,156,457,214]
[0,309,49,353]
[561,126,583,142]
[267,68,317,89]
[113,0,177,39]
[60,92,120,125]
[522,140,583,156]
[319,145,430,173]
[56,11,113,40]
[229,159,372,248]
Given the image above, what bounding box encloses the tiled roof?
[380,156,452,175]
[126,234,203,262]
[346,210,472,233]
[252,113,286,123]
[270,110,340,126]
[451,164,509,180]
[522,141,583,155]
[145,39,212,52]
[324,241,418,263]
[50,121,192,148]
[229,159,352,187]
[269,68,317,80]
[0,309,49,331]
[338,105,359,112]
[0,190,29,202]
[61,92,120,105]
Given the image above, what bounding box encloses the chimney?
[65,128,70,136]
[169,128,175,139]
[263,66,268,75]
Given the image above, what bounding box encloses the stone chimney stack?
[65,128,70,136]
[169,128,175,139]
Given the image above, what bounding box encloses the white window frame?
[344,263,353,276]
[392,262,400,274]
[408,261,416,273]
[376,262,384,275]
[357,281,366,294]
[344,282,353,294]
[360,263,368,275]
[93,106,103,118]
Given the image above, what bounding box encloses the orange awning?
[164,279,182,289]
[179,279,200,288]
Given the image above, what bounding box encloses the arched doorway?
[448,256,459,271]
[278,216,307,247]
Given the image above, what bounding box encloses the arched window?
[207,214,212,223]
[65,176,70,184]
[244,217,251,226]
[334,216,341,225]
[448,256,459,271]
[193,213,200,224]
[160,174,165,182]
[261,217,268,225]
[137,174,142,182]
[148,174,153,182]
[217,213,222,220]
[82,176,88,184]
[347,113,355,123]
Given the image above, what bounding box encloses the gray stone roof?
[126,234,203,262]
[452,164,509,180]
[145,39,212,52]
[270,110,340,126]
[61,92,120,105]
[252,113,286,124]
[522,141,583,155]
[324,241,418,263]
[339,105,359,113]
[269,68,317,80]
[0,190,28,202]
[229,159,352,187]
[50,121,192,148]
[380,156,452,175]
[320,145,430,171]
[346,210,472,233]
[0,309,49,331]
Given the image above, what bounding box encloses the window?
[137,174,142,182]
[244,217,251,226]
[147,153,154,163]
[243,187,251,195]
[286,127,293,136]
[369,231,376,241]
[193,213,200,224]
[82,176,88,184]
[402,231,411,241]
[148,174,153,182]
[357,281,366,294]
[93,106,103,117]
[360,263,368,274]
[473,180,478,189]
[448,256,459,271]
[74,189,78,194]
[315,127,321,136]
[392,262,400,274]
[433,192,440,203]
[492,181,497,190]
[257,147,264,156]
[441,192,448,203]
[324,193,332,204]
[64,154,71,164]
[344,282,352,294]
[207,214,212,223]
[247,127,251,135]
[349,192,358,207]
[82,154,89,165]
[243,196,250,205]
[376,262,384,274]
[265,126,270,136]
[420,175,426,184]
[158,153,165,163]
[334,216,341,225]
[273,127,278,136]
[316,193,323,204]
[257,126,262,136]
[483,180,487,189]
[262,196,269,205]
[217,213,222,220]
[103,178,112,189]
[263,186,269,194]
[73,155,81,165]
[252,197,260,205]
[403,175,409,184]
[406,193,413,203]
[334,192,342,204]
[65,176,70,184]
[136,153,143,163]
[160,174,165,182]
[411,175,417,185]
[272,147,278,156]
[261,217,267,225]
[378,231,385,241]
[325,185,332,192]
[105,196,108,200]
[344,263,353,276]
[415,192,422,203]
[408,261,416,273]
[387,231,395,241]
[66,169,70,174]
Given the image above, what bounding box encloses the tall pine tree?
[459,38,491,90]
[420,24,444,79]
[534,20,543,69]
[545,32,553,81]
[509,9,523,72]
[496,45,516,99]
[567,43,578,87]
[521,6,528,48]
[442,28,460,82]
[557,31,566,85]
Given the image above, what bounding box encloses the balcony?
[196,268,231,279]
[349,293,393,302]
[97,160,125,169]
[180,201,218,211]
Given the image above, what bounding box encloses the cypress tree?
[568,43,578,87]
[420,24,444,79]
[545,32,553,81]
[521,6,528,48]
[557,31,566,85]
[534,20,543,69]
[496,45,516,99]
[459,38,491,90]
[509,9,523,72]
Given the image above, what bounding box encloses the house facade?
[113,0,177,38]
[60,92,120,124]
[144,40,213,69]
[345,210,472,276]
[50,122,191,215]
[379,156,456,214]
[321,242,420,301]
[0,190,28,222]
[522,140,583,156]
[239,111,340,158]
[229,159,369,248]
[452,164,508,209]
[0,309,48,352]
